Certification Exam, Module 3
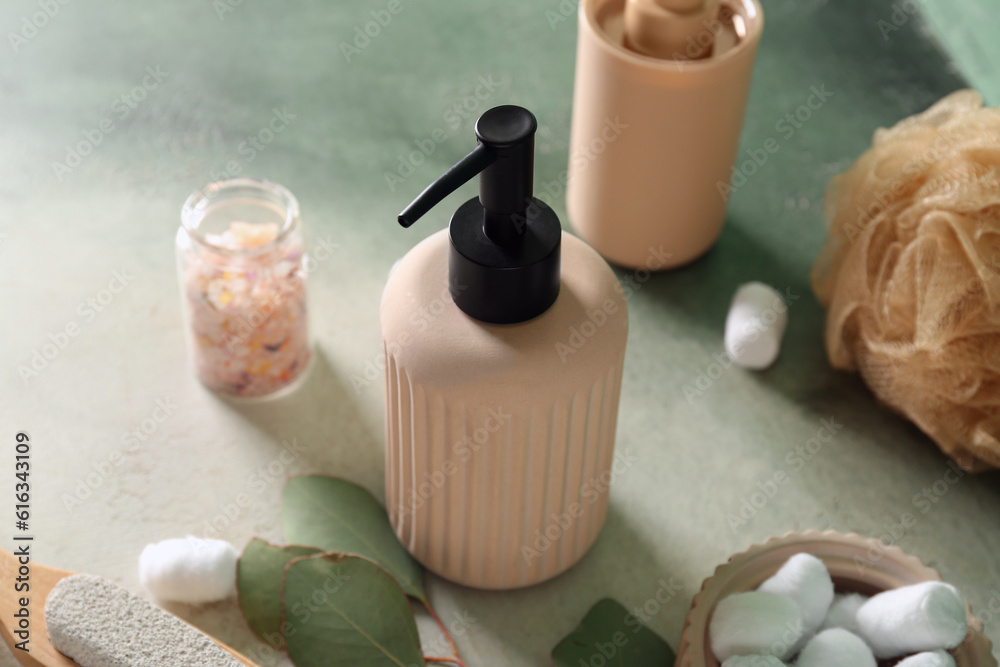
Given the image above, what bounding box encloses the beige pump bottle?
[382,106,628,589]
[567,0,764,269]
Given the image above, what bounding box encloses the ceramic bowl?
[674,530,996,667]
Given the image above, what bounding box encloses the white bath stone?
[795,628,876,667]
[139,536,238,604]
[820,593,868,634]
[721,655,788,667]
[896,651,958,667]
[757,553,834,634]
[724,282,788,369]
[46,574,242,667]
[856,582,968,659]
[709,591,805,662]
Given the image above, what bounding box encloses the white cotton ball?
[724,282,788,369]
[820,593,868,634]
[709,591,805,662]
[895,651,958,667]
[721,654,788,667]
[139,536,238,605]
[796,628,876,667]
[856,582,968,659]
[757,553,834,634]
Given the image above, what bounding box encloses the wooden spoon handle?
[0,548,258,667]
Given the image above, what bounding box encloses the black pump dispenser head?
[398,105,561,324]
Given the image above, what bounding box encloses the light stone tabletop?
[2,0,999,665]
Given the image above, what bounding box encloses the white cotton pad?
[820,593,868,634]
[855,582,968,659]
[724,282,788,370]
[721,655,788,667]
[46,574,242,667]
[757,553,834,634]
[896,651,958,667]
[709,591,805,662]
[139,536,238,605]
[796,628,876,667]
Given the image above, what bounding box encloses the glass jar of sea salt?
[176,178,311,398]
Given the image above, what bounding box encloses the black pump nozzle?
[398,143,496,228]
[395,105,561,325]
[397,105,538,248]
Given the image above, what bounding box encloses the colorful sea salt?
[177,180,310,398]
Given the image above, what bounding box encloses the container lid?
[397,105,561,324]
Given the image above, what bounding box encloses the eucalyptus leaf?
[282,475,426,602]
[237,538,320,645]
[552,598,676,667]
[283,553,426,667]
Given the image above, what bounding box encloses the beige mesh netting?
[811,90,1000,472]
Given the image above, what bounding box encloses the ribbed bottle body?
[381,230,627,589]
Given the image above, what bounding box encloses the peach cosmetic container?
[567,0,764,269]
[382,106,628,589]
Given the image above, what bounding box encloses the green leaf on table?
[283,553,426,667]
[282,475,426,603]
[237,538,320,644]
[552,598,676,667]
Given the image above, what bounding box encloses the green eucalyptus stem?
[425,602,468,667]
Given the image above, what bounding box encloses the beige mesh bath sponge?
[812,90,1000,471]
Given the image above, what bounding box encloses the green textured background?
[2,0,999,665]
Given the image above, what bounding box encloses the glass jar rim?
[181,177,300,257]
